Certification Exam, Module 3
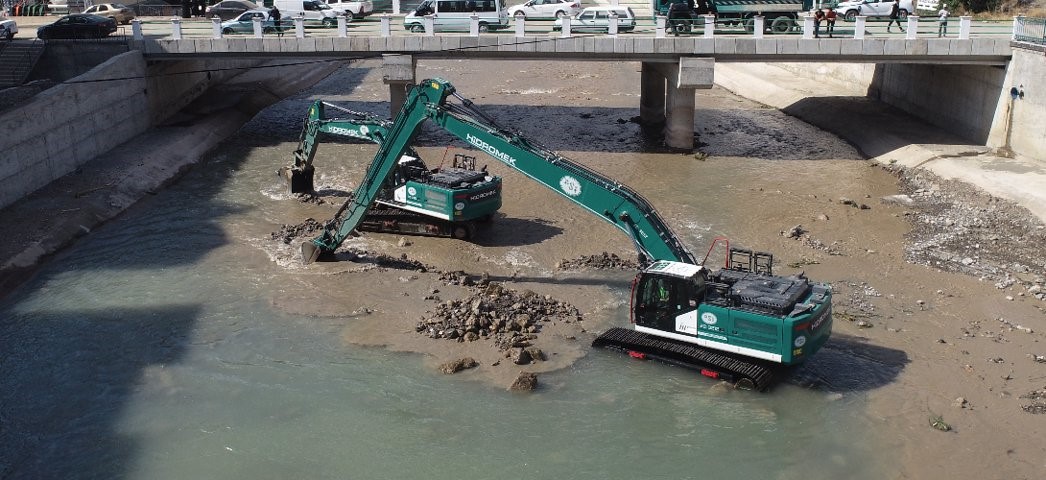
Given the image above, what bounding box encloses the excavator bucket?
[289,165,315,194]
[278,165,315,194]
[301,240,322,265]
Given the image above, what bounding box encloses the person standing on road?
[825,6,837,38]
[270,5,283,36]
[887,0,904,33]
[813,8,825,38]
[937,4,949,37]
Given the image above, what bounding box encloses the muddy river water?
[2,59,939,478]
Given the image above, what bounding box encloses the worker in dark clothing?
[813,8,825,38]
[887,0,904,33]
[270,5,282,36]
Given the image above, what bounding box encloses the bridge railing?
[1014,16,1046,45]
[123,14,1020,41]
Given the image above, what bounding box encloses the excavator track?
[592,327,776,391]
[359,204,475,239]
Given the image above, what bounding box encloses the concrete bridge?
[121,21,1016,148]
[2,15,1043,211]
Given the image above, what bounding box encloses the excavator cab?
[632,261,708,332]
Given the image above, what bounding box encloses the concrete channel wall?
[0,51,264,210]
[988,45,1046,160]
[0,51,149,210]
[767,46,1045,161]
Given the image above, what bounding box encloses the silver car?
[506,0,580,19]
[553,6,636,32]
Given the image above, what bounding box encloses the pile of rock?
[415,282,582,365]
[556,252,640,271]
[270,218,330,244]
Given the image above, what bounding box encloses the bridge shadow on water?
[0,304,199,478]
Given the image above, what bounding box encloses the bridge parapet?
[130,35,1013,65]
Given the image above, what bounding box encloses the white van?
[403,0,509,33]
[273,0,341,26]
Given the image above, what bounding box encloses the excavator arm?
[282,100,407,193]
[304,78,695,265]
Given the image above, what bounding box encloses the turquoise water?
[1,62,900,479]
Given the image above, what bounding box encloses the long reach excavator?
[285,78,833,390]
[280,100,503,239]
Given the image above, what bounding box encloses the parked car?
[506,0,579,19]
[132,0,182,16]
[836,0,913,22]
[37,14,118,39]
[47,0,86,15]
[274,0,340,27]
[553,6,635,32]
[325,0,374,18]
[83,3,136,25]
[403,0,510,33]
[220,9,285,34]
[205,0,261,21]
[0,19,17,40]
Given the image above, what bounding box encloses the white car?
[47,0,86,15]
[0,19,16,40]
[553,6,635,32]
[506,0,580,19]
[325,0,373,19]
[836,0,913,22]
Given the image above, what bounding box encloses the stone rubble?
[415,281,582,365]
[556,252,640,271]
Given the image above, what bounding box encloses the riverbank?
[0,59,344,297]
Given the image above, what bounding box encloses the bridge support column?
[640,63,666,128]
[644,58,714,150]
[663,71,697,150]
[382,54,416,117]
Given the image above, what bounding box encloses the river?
[0,59,907,479]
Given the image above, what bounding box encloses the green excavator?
[288,78,833,390]
[279,100,502,239]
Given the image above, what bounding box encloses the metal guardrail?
[1014,16,1046,45]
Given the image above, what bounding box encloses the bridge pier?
[382,54,416,116]
[640,65,666,129]
[640,57,715,150]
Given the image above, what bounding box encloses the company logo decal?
[559,176,581,197]
[466,133,516,167]
[468,189,497,201]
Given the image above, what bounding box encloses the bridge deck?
[129,35,1013,65]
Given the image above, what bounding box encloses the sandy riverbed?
[3,57,1044,478]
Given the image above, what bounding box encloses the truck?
[300,78,833,390]
[280,100,503,239]
[655,0,815,35]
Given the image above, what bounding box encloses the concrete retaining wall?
[0,51,265,210]
[0,51,149,210]
[30,41,133,83]
[873,62,1007,145]
[762,55,1046,162]
[988,46,1046,160]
